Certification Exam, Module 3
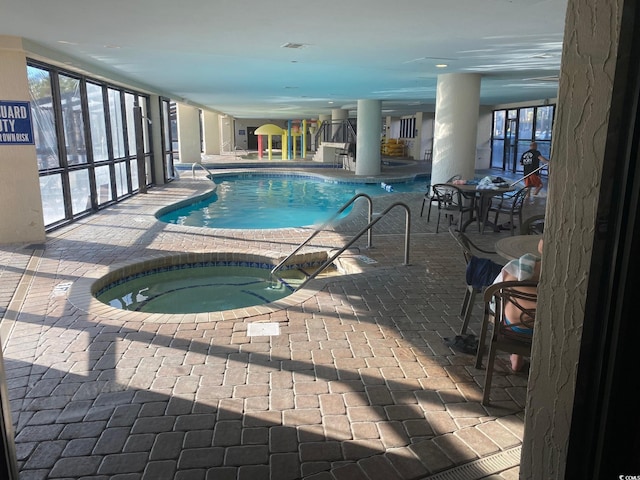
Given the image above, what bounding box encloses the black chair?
[449,226,503,335]
[420,174,461,218]
[476,280,538,405]
[520,214,545,235]
[429,184,474,233]
[486,186,532,235]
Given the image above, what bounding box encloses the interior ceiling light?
[281,42,306,49]
[435,64,448,68]
[403,56,456,64]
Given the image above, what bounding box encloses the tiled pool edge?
[67,249,337,324]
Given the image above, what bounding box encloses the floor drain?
[247,322,280,337]
[422,446,521,480]
[356,255,378,264]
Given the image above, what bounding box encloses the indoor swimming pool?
[157,173,429,229]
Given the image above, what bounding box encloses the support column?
[431,73,481,185]
[176,103,201,164]
[331,108,348,140]
[355,99,382,176]
[202,110,220,155]
[0,36,45,244]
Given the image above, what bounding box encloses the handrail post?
[299,201,411,288]
[192,162,214,178]
[403,205,411,265]
[271,193,373,280]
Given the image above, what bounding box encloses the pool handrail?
[270,193,374,280]
[191,162,214,178]
[298,201,411,288]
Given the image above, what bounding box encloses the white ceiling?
[1,0,567,119]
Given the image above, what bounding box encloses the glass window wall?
[28,60,153,230]
[87,82,108,162]
[27,66,60,171]
[58,74,87,166]
[490,104,555,173]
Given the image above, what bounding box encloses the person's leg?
[524,177,533,197]
[511,354,525,372]
[533,175,543,195]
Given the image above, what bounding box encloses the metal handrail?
[192,162,214,178]
[270,193,374,280]
[298,201,411,288]
[509,163,549,187]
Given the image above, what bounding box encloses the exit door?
[504,119,518,172]
[247,127,258,150]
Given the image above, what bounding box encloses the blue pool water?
[96,265,305,314]
[159,173,429,229]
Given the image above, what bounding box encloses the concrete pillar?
[431,73,481,185]
[331,108,348,139]
[0,36,45,244]
[176,103,201,164]
[202,110,220,155]
[355,99,381,176]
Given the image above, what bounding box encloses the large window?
[87,82,108,162]
[28,66,59,171]
[490,104,555,172]
[28,60,153,230]
[58,74,87,166]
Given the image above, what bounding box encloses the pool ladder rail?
[270,193,411,289]
[192,162,214,179]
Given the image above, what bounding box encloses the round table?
[448,183,514,233]
[495,235,542,261]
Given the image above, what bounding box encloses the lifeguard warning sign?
[0,100,34,145]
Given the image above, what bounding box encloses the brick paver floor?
[0,159,546,480]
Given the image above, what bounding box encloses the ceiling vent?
[281,42,306,49]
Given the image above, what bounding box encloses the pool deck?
[0,155,547,480]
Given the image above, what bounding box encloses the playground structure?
[254,119,318,160]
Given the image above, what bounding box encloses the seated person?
[493,238,543,372]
